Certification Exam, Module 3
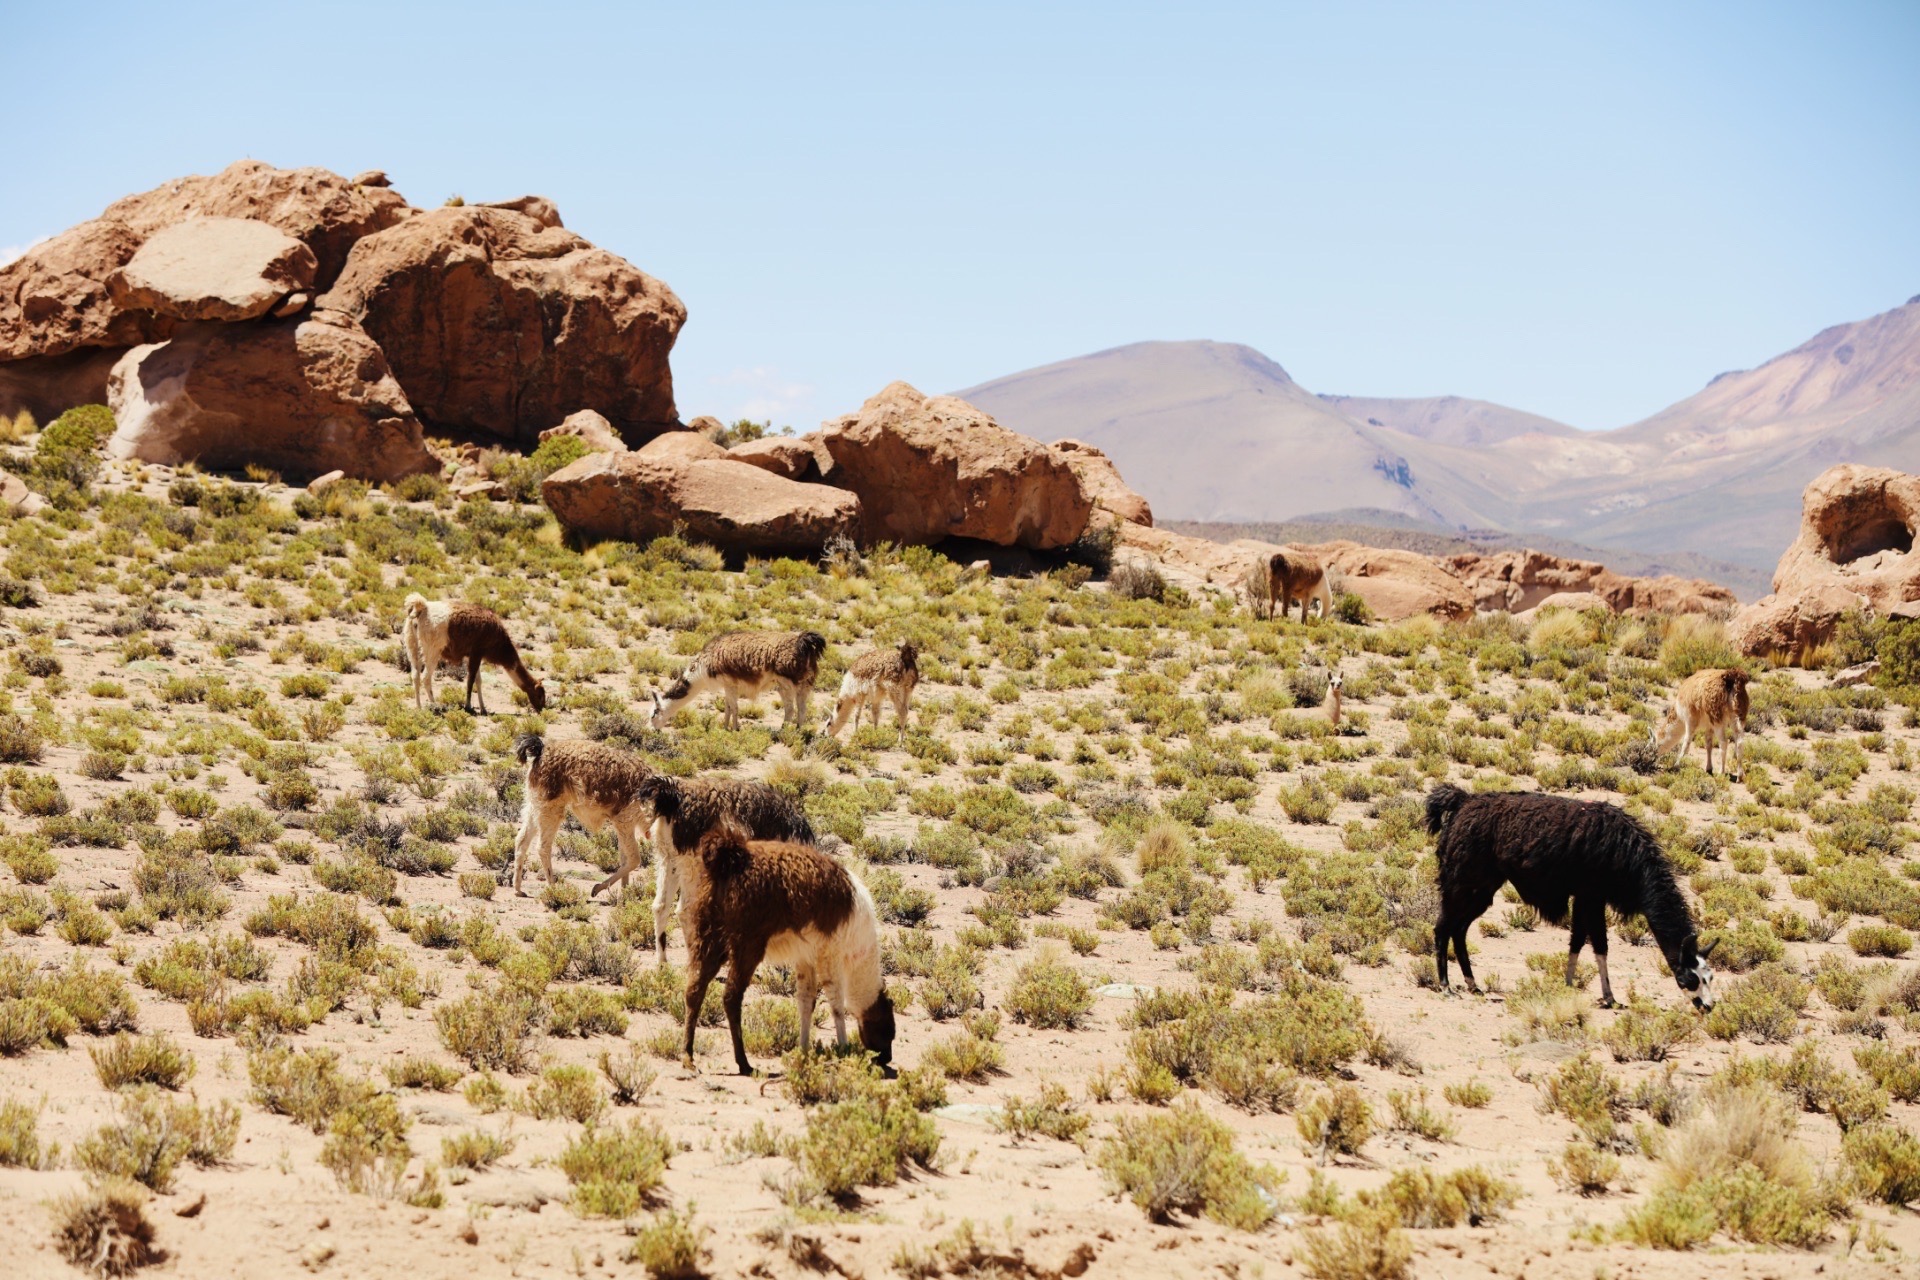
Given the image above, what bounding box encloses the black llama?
[1426,785,1716,1008]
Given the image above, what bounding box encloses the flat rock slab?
[934,1103,1003,1127]
[109,216,317,322]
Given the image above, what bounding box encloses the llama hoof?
[1597,997,1618,1010]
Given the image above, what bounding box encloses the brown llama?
[825,642,919,737]
[404,594,546,715]
[658,807,893,1075]
[508,735,654,895]
[1651,668,1750,778]
[1265,550,1332,622]
[650,630,827,731]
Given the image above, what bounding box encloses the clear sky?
[5,1,1917,431]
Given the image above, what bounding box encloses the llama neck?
[1635,860,1697,962]
[1327,689,1341,726]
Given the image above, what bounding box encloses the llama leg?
[723,944,765,1075]
[683,952,724,1070]
[1728,724,1742,781]
[795,967,820,1054]
[652,849,679,964]
[1452,923,1480,994]
[796,683,811,732]
[463,657,481,715]
[1434,911,1454,991]
[535,807,562,887]
[724,688,739,730]
[1571,898,1613,1005]
[828,695,854,737]
[596,822,643,897]
[511,802,539,894]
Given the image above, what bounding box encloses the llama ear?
[1699,938,1719,960]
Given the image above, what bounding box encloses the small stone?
[307,470,346,494]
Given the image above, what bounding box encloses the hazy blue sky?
[6,2,1917,431]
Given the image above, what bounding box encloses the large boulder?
[817,383,1091,549]
[1116,522,1279,592]
[1051,438,1152,526]
[108,217,317,323]
[1305,540,1475,622]
[1601,573,1737,616]
[106,314,439,482]
[729,434,825,481]
[542,452,860,556]
[638,431,727,464]
[1724,463,1920,656]
[0,160,411,364]
[317,206,684,444]
[1447,549,1615,613]
[539,409,627,454]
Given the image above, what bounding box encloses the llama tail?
[1723,668,1750,695]
[1425,784,1469,835]
[695,813,751,861]
[799,631,828,663]
[898,641,918,670]
[513,733,544,765]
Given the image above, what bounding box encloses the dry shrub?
[51,1178,161,1277]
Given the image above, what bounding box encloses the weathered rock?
[542,451,860,556]
[318,206,684,444]
[480,196,562,230]
[1,161,411,411]
[1770,464,1920,610]
[1051,438,1152,526]
[1115,522,1279,593]
[686,415,725,437]
[306,470,346,494]
[1728,583,1868,659]
[272,291,311,318]
[453,479,507,500]
[817,382,1091,549]
[729,434,823,481]
[638,431,727,464]
[0,470,46,517]
[1599,573,1737,616]
[106,315,440,482]
[539,409,627,454]
[1446,548,1733,616]
[108,217,317,323]
[352,170,391,188]
[1305,540,1475,622]
[1514,591,1612,624]
[1832,660,1881,688]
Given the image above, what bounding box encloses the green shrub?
[1702,963,1808,1043]
[1358,1164,1521,1227]
[90,1033,193,1090]
[1299,1209,1412,1280]
[1099,1101,1278,1229]
[1843,1122,1920,1205]
[626,1207,710,1279]
[560,1118,675,1217]
[73,1086,238,1192]
[0,1096,49,1168]
[1003,947,1093,1030]
[1297,1084,1373,1158]
[797,1085,941,1197]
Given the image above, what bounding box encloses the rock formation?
[107,315,438,481]
[1051,438,1152,527]
[107,218,317,323]
[542,451,860,557]
[539,409,628,454]
[1728,464,1920,656]
[816,383,1091,549]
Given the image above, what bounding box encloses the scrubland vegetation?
[0,407,1916,1275]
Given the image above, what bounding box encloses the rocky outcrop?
[729,434,824,481]
[1445,548,1734,617]
[107,218,317,323]
[1115,523,1279,592]
[1307,541,1475,622]
[1514,591,1612,624]
[817,383,1091,549]
[318,205,685,444]
[542,451,860,556]
[1051,439,1152,526]
[1728,464,1920,656]
[638,431,727,464]
[106,314,439,482]
[539,409,627,454]
[0,471,47,517]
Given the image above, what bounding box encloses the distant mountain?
[959,295,1920,576]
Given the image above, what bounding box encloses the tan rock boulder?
[543,452,860,556]
[817,383,1091,549]
[1514,591,1612,624]
[1447,549,1609,613]
[106,315,439,482]
[1304,540,1474,621]
[318,206,684,444]
[108,217,317,323]
[1769,464,1920,608]
[0,471,47,517]
[730,434,824,481]
[1729,584,1869,659]
[1050,438,1152,526]
[539,409,628,454]
[1601,574,1738,616]
[639,431,727,464]
[480,196,563,230]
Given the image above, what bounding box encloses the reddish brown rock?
[729,435,823,481]
[0,346,129,422]
[542,451,859,556]
[318,205,684,444]
[480,196,562,230]
[1051,438,1152,526]
[1114,523,1279,592]
[1729,584,1869,659]
[108,217,317,323]
[1447,548,1733,616]
[638,431,727,464]
[539,409,628,454]
[0,470,47,517]
[106,315,439,482]
[1768,464,1920,609]
[817,382,1091,549]
[1305,540,1475,622]
[1514,591,1612,624]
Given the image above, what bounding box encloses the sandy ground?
[0,459,1915,1279]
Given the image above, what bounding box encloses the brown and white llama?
[508,735,655,895]
[1265,550,1332,623]
[1650,668,1750,778]
[650,796,894,1075]
[824,642,919,737]
[594,774,815,965]
[650,630,827,731]
[1326,669,1344,729]
[404,595,546,715]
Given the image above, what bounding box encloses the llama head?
[1649,705,1685,757]
[1328,671,1343,694]
[650,680,689,728]
[526,681,547,714]
[1673,937,1717,1009]
[860,988,896,1073]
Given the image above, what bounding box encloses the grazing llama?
[1426,785,1715,1009]
[825,642,919,737]
[650,630,827,731]
[1651,667,1750,778]
[659,809,894,1075]
[508,735,654,895]
[1265,550,1332,623]
[404,595,546,715]
[1326,670,1344,728]
[598,774,815,965]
